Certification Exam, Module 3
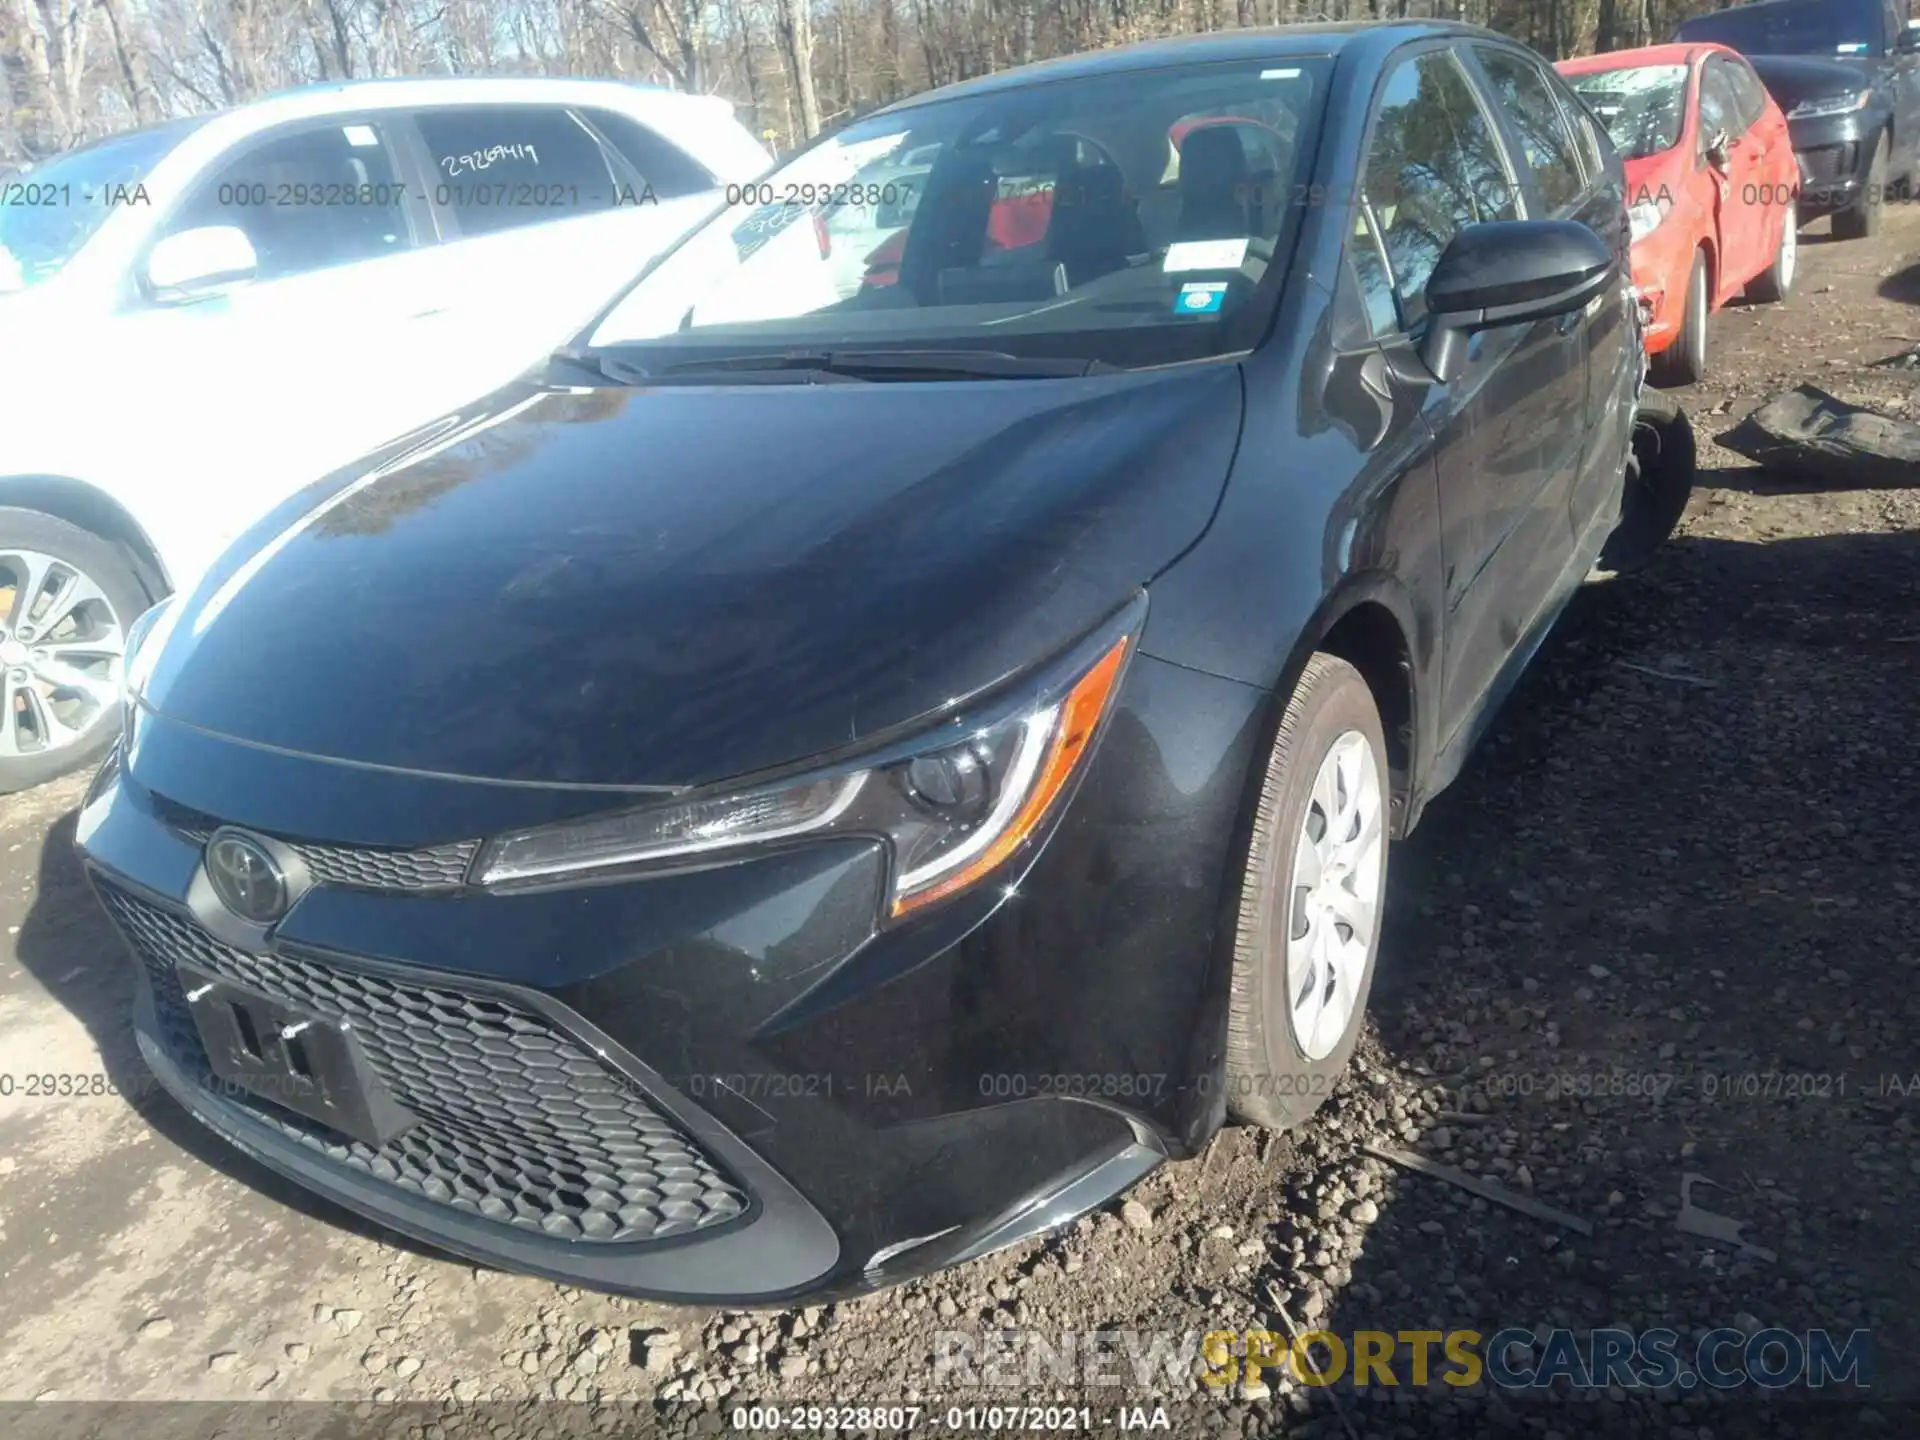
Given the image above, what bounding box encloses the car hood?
[1749,55,1880,109]
[144,364,1245,789]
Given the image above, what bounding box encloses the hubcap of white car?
[1285,731,1385,1061]
[0,549,124,759]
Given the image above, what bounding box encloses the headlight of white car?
[1788,92,1871,120]
[1627,200,1666,242]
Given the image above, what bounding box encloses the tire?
[0,507,149,795]
[1223,654,1389,1131]
[1746,194,1797,304]
[1595,387,1696,577]
[1832,133,1887,241]
[1650,250,1709,387]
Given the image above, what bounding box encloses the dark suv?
[1676,0,1920,236]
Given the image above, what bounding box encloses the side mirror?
[142,225,258,303]
[1419,219,1614,385]
[1705,130,1732,169]
[1900,23,1920,54]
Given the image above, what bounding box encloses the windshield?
[1568,65,1690,159]
[1676,0,1885,58]
[585,58,1331,371]
[0,120,200,292]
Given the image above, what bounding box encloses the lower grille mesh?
[98,882,749,1244]
[1799,145,1852,188]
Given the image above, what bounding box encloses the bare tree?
[773,0,820,138]
[0,0,1758,165]
[616,0,708,89]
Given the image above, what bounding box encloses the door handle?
[409,306,448,319]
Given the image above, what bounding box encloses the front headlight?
[1627,200,1665,242]
[1789,92,1872,120]
[475,598,1143,919]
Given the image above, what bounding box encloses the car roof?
[207,75,734,137]
[1677,0,1847,20]
[1557,41,1728,74]
[871,20,1510,113]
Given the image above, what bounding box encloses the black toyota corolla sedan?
[80,22,1662,1303]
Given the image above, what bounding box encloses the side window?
[1473,46,1586,214]
[580,109,714,199]
[1725,60,1767,131]
[1554,72,1611,181]
[163,122,412,282]
[415,106,624,238]
[1571,99,1610,180]
[1698,64,1738,149]
[1361,49,1520,325]
[1349,204,1400,337]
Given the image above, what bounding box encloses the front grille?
[151,794,479,892]
[1799,145,1853,187]
[99,882,749,1244]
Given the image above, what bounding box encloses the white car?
[0,76,769,791]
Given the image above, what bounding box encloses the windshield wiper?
[614,348,1119,384]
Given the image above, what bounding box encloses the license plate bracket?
[178,963,415,1149]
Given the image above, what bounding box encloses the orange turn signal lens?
[890,634,1131,918]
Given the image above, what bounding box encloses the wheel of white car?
[0,507,149,794]
[1223,654,1388,1131]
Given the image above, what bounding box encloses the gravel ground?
[1,212,1916,1440]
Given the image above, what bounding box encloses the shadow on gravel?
[1875,255,1920,306]
[1318,526,1918,1432]
[15,807,464,1267]
[1687,464,1832,497]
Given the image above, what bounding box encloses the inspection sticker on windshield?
[1174,282,1229,315]
[341,124,381,148]
[1164,238,1248,272]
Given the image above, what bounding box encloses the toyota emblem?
[204,830,289,924]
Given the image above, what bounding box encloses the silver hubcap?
[0,548,125,760]
[1779,203,1797,289]
[1693,266,1708,363]
[1284,731,1386,1061]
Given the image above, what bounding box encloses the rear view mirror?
[1705,130,1733,168]
[1420,219,1614,384]
[143,225,258,303]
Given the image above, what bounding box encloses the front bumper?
[79,656,1264,1301]
[1787,110,1888,217]
[1627,224,1697,357]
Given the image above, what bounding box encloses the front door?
[393,103,726,413]
[1698,58,1764,295]
[1358,46,1588,747]
[101,116,458,584]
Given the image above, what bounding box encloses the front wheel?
[1223,654,1389,1131]
[1746,195,1797,304]
[0,507,148,794]
[1595,388,1696,577]
[1650,249,1709,387]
